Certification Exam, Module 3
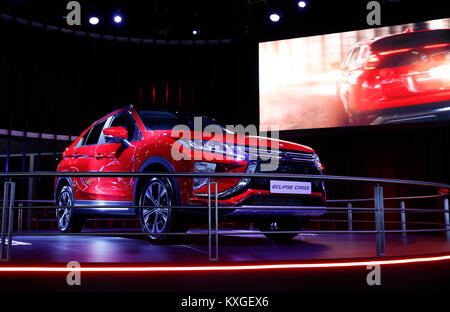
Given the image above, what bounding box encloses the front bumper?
[184,192,327,220]
[222,205,327,217]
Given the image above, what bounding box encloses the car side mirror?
[103,127,131,148]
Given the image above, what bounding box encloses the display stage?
[6,229,450,263]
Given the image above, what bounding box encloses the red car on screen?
[54,106,326,242]
[337,28,450,125]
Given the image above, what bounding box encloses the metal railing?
[0,171,449,261]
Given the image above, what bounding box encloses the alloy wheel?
[141,179,172,239]
[56,186,73,231]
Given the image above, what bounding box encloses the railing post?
[1,181,15,261]
[400,200,406,238]
[215,183,218,261]
[208,182,218,261]
[7,182,15,261]
[17,202,23,232]
[374,185,386,257]
[1,182,9,260]
[444,197,450,241]
[347,202,353,232]
[27,154,34,230]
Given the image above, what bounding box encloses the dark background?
[0,1,447,233]
[0,0,448,184]
[0,2,448,296]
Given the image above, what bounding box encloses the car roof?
[348,28,450,53]
[369,28,450,50]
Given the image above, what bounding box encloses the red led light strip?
[1,254,450,272]
[379,48,413,56]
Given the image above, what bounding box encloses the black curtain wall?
[0,19,258,136]
[0,18,449,187]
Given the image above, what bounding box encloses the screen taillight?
[364,54,380,69]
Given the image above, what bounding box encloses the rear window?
[377,43,450,68]
[371,29,450,53]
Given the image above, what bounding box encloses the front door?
[70,118,108,201]
[94,111,143,203]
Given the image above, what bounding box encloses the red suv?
[337,28,450,125]
[55,106,326,241]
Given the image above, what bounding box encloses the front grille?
[284,150,315,164]
[249,161,324,192]
[244,147,315,165]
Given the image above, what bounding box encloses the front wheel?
[56,185,84,232]
[138,177,188,243]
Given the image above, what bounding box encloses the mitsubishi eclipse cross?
[55,106,326,242]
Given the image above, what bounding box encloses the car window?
[84,119,107,146]
[137,110,233,134]
[76,129,91,147]
[359,46,371,62]
[109,112,140,142]
[348,47,360,67]
[344,48,354,67]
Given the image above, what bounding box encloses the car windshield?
[137,110,234,133]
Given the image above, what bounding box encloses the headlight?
[193,161,257,197]
[193,162,216,190]
[177,139,246,160]
[313,153,325,171]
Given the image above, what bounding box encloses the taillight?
[423,43,450,49]
[379,48,412,56]
[364,54,380,69]
[364,48,414,69]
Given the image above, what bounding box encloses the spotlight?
[192,29,198,35]
[269,13,280,23]
[298,1,307,8]
[113,15,122,24]
[89,16,99,25]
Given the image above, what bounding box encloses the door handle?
[95,153,103,160]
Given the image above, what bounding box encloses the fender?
[54,177,74,203]
[133,156,181,205]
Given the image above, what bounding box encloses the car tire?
[257,217,309,242]
[138,177,188,243]
[56,185,84,233]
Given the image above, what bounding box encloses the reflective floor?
[5,229,450,263]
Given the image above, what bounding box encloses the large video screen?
[259,18,450,130]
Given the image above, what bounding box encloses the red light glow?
[423,43,450,49]
[379,48,413,56]
[0,254,450,272]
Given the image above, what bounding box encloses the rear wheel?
[258,217,309,242]
[56,185,84,233]
[138,177,188,243]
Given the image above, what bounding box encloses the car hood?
[168,130,315,153]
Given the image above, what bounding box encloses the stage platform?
[5,229,450,263]
[2,229,450,292]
